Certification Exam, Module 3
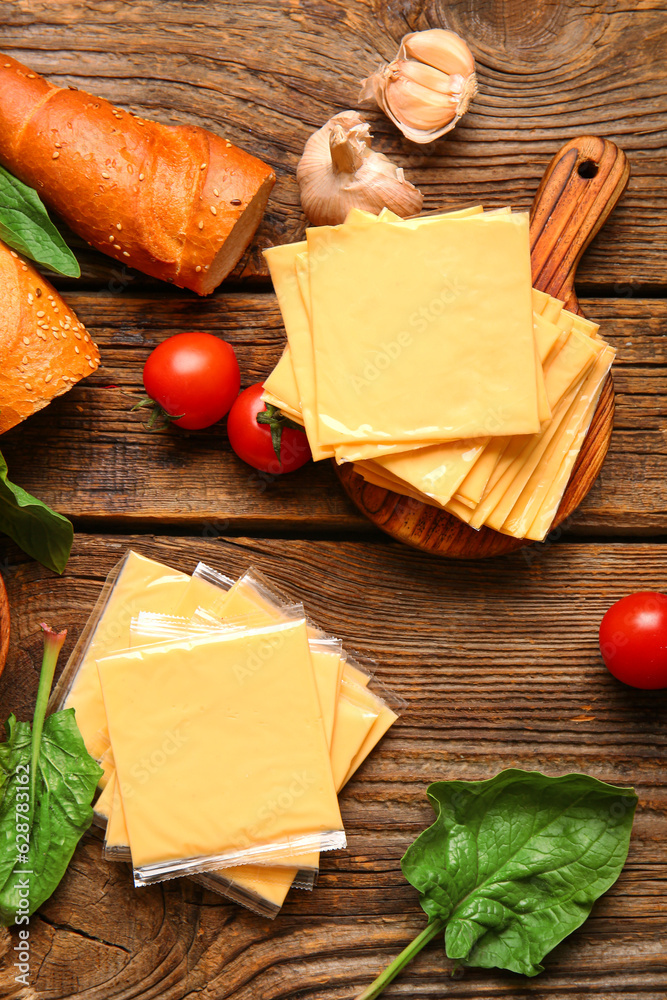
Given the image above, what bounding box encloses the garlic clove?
[385,76,459,132]
[359,28,477,144]
[403,28,475,78]
[393,58,461,97]
[296,111,423,227]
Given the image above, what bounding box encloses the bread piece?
[0,241,100,434]
[0,54,276,295]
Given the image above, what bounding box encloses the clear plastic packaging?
[49,549,191,761]
[174,562,234,619]
[95,618,345,886]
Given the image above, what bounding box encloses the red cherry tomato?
[227,383,312,474]
[141,332,240,430]
[599,591,667,689]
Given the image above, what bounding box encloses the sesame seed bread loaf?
[0,54,276,295]
[0,241,100,435]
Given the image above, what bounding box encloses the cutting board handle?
[529,136,630,312]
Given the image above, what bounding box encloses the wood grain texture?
[0,0,665,289]
[0,534,666,998]
[0,292,663,536]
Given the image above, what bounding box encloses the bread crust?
[0,241,100,434]
[0,55,276,294]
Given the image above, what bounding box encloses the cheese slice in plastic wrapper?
[51,550,191,761]
[97,617,345,885]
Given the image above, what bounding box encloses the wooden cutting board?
[0,573,9,676]
[336,136,629,558]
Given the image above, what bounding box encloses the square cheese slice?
[307,213,539,446]
[97,619,344,881]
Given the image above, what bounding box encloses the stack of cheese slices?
[262,206,615,541]
[54,551,400,918]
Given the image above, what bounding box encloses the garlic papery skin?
[359,28,478,145]
[296,111,423,226]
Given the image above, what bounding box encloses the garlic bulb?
[296,111,423,226]
[359,28,478,144]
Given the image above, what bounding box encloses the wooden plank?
[0,534,666,997]
[0,294,664,535]
[0,0,665,288]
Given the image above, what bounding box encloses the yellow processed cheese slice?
[505,345,616,540]
[263,207,510,462]
[262,347,304,421]
[174,565,233,618]
[263,240,335,462]
[468,372,591,531]
[94,770,116,822]
[330,687,379,790]
[465,329,601,529]
[307,214,540,446]
[59,550,190,761]
[98,619,344,875]
[97,745,116,790]
[456,312,602,506]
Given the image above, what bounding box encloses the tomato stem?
[256,402,304,460]
[131,395,185,430]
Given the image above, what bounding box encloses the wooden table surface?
[1,1,666,997]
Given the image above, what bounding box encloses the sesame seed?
[3,63,10,68]
[101,171,110,178]
[84,335,90,343]
[51,331,59,340]
[52,151,59,159]
[55,142,61,148]
[22,356,28,365]
[123,251,130,257]
[108,235,114,242]
[198,220,204,230]
[85,354,91,361]
[225,142,232,148]
[25,383,32,391]
[54,306,59,313]
[210,205,217,216]
[21,265,27,271]
[36,288,41,297]
[61,332,67,339]
[36,310,45,317]
[214,188,219,196]
[27,74,35,79]
[27,294,33,304]
[231,199,242,206]
[45,373,52,383]
[10,250,17,258]
[88,361,95,369]
[22,336,29,346]
[37,332,46,341]
[139,173,145,181]
[195,265,201,272]
[74,331,82,340]
[75,346,80,354]
[200,163,207,170]
[116,223,122,230]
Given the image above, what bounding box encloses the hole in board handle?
[578,159,599,179]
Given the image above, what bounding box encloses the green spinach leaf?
[0,164,80,277]
[0,451,73,575]
[356,769,637,999]
[0,626,102,925]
